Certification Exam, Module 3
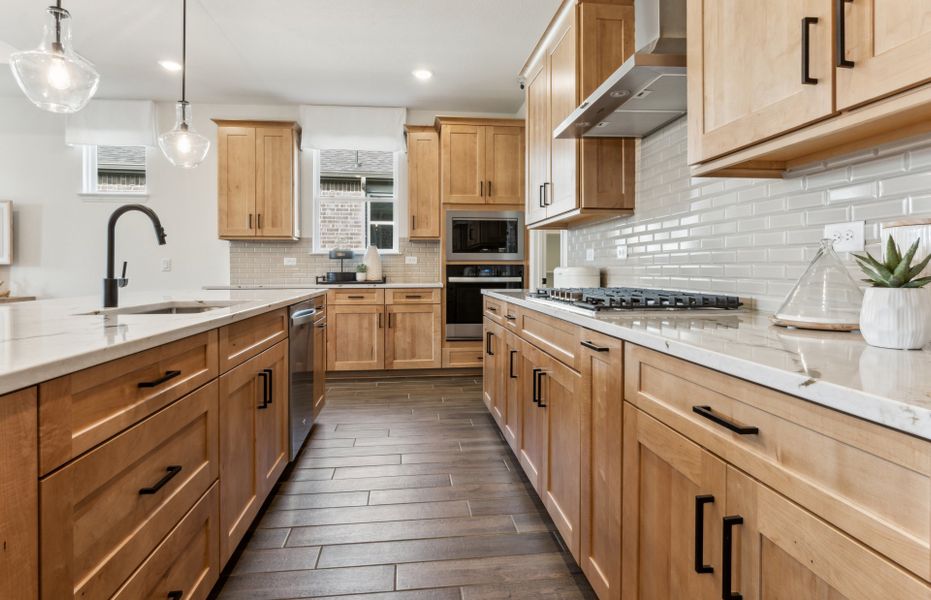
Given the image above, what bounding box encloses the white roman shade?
[65,99,157,147]
[300,105,405,152]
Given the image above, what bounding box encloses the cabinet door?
[326,305,385,371]
[539,349,584,560]
[484,126,524,205]
[687,0,833,164]
[218,126,257,238]
[579,332,623,600]
[837,1,931,110]
[255,341,289,500]
[517,342,546,493]
[725,467,929,600]
[442,124,486,204]
[255,127,295,238]
[0,388,37,600]
[386,304,441,370]
[482,320,499,413]
[547,14,579,218]
[407,129,440,238]
[526,61,550,225]
[502,333,522,453]
[622,404,725,600]
[218,356,262,564]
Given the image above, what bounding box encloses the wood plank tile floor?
[215,376,596,600]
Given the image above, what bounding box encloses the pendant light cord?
[54,0,62,45]
[181,0,187,103]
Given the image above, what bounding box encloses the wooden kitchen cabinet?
[0,387,37,600]
[526,60,549,226]
[621,404,725,600]
[579,330,623,600]
[386,304,442,370]
[502,332,522,452]
[218,342,288,564]
[482,319,506,421]
[215,120,300,240]
[327,305,385,371]
[438,118,525,205]
[406,125,440,238]
[516,338,546,494]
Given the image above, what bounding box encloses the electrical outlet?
[283,257,297,266]
[405,256,418,265]
[823,221,865,252]
[616,245,628,260]
[586,248,595,261]
[160,258,171,272]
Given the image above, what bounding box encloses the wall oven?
[446,211,524,261]
[446,264,524,340]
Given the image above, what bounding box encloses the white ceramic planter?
[859,287,931,350]
[356,272,366,282]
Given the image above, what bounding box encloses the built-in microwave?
[446,211,524,261]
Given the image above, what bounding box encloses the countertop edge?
[484,290,931,441]
[204,283,443,290]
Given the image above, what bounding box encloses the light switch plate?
[586,248,595,261]
[405,256,418,265]
[616,245,628,260]
[160,258,171,272]
[283,257,297,266]
[823,221,865,252]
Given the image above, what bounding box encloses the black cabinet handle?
[487,305,498,313]
[257,371,270,409]
[693,406,759,435]
[801,17,819,84]
[509,350,518,379]
[480,181,484,197]
[167,592,183,600]
[405,294,423,299]
[581,340,609,352]
[263,368,274,405]
[138,370,181,389]
[543,182,551,205]
[505,314,516,321]
[722,515,744,600]
[694,495,714,574]
[486,331,495,356]
[835,0,855,68]
[539,184,545,208]
[487,180,493,197]
[531,367,542,405]
[248,214,253,229]
[536,371,548,408]
[257,213,263,229]
[139,465,182,495]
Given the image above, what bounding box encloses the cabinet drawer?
[386,288,440,304]
[218,308,288,372]
[514,305,582,371]
[625,344,931,581]
[112,483,220,600]
[40,382,219,600]
[443,347,484,368]
[39,331,218,475]
[327,288,385,305]
[483,296,507,324]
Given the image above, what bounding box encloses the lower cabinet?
[0,387,37,600]
[327,305,385,371]
[482,319,505,420]
[218,340,288,564]
[386,304,442,369]
[501,332,522,451]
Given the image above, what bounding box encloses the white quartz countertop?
[205,283,443,290]
[485,290,931,440]
[0,289,326,396]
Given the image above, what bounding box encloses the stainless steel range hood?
[554,0,687,140]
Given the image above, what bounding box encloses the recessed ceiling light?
[412,69,433,81]
[159,60,183,72]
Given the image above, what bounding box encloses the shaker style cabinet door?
[326,305,385,371]
[484,126,524,205]
[546,14,578,219]
[687,0,834,164]
[502,332,522,453]
[254,127,295,238]
[217,126,257,237]
[254,341,289,501]
[525,61,550,225]
[386,304,441,370]
[836,1,931,110]
[406,127,440,238]
[442,124,486,204]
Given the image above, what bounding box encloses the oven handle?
[447,277,523,283]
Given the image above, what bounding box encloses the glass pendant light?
[158,0,210,169]
[9,1,100,114]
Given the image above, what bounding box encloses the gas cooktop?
[527,287,742,313]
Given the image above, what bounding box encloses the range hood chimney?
[554,0,687,140]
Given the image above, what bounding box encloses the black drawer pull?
[509,350,518,379]
[694,495,714,574]
[167,592,183,600]
[536,370,547,408]
[487,305,498,313]
[581,340,609,352]
[405,294,423,299]
[505,314,517,321]
[348,295,366,299]
[692,406,758,435]
[835,0,854,68]
[539,184,545,208]
[801,17,819,84]
[139,465,182,495]
[722,515,744,600]
[257,371,270,409]
[138,370,181,389]
[531,367,542,405]
[486,331,495,356]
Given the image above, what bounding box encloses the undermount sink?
[80,300,243,316]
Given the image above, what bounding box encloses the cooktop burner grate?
[528,287,742,311]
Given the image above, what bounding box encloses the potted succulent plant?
[355,263,368,282]
[853,237,931,349]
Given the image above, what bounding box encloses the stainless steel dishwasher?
[289,296,325,461]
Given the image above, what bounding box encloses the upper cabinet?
[405,125,440,239]
[523,1,636,230]
[215,120,300,240]
[438,118,525,205]
[689,1,931,177]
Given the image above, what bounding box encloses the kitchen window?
[313,149,399,254]
[81,145,148,196]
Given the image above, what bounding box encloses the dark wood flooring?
[216,376,595,600]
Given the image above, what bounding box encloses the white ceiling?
[0,0,560,113]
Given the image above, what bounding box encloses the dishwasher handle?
[291,308,318,327]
